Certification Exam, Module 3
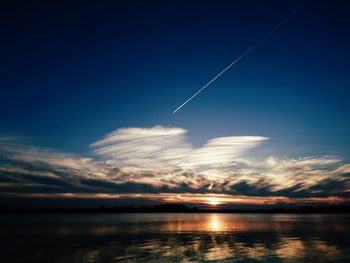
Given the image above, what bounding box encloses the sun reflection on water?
[2,213,349,263]
[208,214,223,232]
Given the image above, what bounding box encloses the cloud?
[91,126,269,172]
[0,127,350,205]
[91,126,192,168]
[181,136,268,171]
[262,156,350,194]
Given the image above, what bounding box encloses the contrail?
[172,3,304,114]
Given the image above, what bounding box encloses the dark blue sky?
[1,0,350,159]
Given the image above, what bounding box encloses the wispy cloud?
[0,127,350,206]
[91,126,192,168]
[91,126,268,172]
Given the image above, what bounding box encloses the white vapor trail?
[172,3,304,114]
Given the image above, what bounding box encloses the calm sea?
[1,213,350,262]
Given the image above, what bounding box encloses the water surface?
[1,213,349,262]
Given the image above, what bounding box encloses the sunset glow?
[207,197,221,206]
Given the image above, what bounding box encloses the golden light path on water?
[3,213,349,262]
[78,213,347,262]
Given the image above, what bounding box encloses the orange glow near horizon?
[206,197,221,206]
[4,192,350,207]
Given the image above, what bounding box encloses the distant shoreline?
[1,204,350,214]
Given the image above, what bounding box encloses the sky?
[0,0,350,208]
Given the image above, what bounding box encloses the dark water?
[1,213,350,263]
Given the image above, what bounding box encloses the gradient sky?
[1,0,349,208]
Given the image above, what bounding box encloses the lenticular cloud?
[91,126,269,171]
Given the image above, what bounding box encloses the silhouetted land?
[1,203,350,214]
